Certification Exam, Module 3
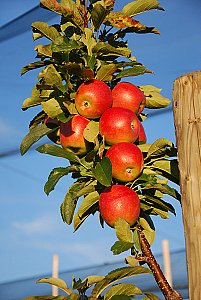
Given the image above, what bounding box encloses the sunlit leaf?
[139,85,170,109]
[114,219,133,243]
[84,121,100,143]
[96,64,117,81]
[104,283,142,300]
[77,191,100,218]
[116,65,148,78]
[32,21,60,41]
[125,256,138,267]
[40,0,84,30]
[92,266,151,297]
[121,0,160,17]
[37,277,72,295]
[34,44,52,58]
[144,291,160,300]
[146,138,173,159]
[92,42,131,58]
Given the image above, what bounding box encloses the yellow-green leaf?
[37,277,72,295]
[114,219,133,243]
[104,283,142,300]
[121,0,160,17]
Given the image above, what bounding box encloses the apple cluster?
[46,79,147,228]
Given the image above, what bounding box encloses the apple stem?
[136,224,183,300]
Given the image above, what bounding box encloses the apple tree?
[21,0,183,299]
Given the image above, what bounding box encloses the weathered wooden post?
[172,71,201,299]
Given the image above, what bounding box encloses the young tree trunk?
[137,225,183,300]
[172,70,201,300]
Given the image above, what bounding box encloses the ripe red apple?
[60,115,92,155]
[75,79,113,119]
[99,185,140,227]
[44,116,61,144]
[99,107,140,145]
[112,82,146,115]
[106,142,144,182]
[135,122,147,144]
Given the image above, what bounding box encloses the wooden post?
[162,240,173,287]
[172,70,201,300]
[52,254,59,296]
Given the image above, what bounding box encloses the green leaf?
[150,159,180,185]
[32,21,60,41]
[143,183,181,201]
[146,138,173,159]
[40,64,62,87]
[125,256,139,267]
[80,28,97,56]
[121,0,160,17]
[111,241,133,255]
[104,283,142,300]
[34,44,52,57]
[142,194,175,216]
[144,291,160,300]
[42,98,67,120]
[96,64,117,81]
[37,277,72,295]
[110,296,132,300]
[133,229,141,250]
[52,36,82,53]
[91,266,151,297]
[60,181,86,225]
[22,85,51,110]
[84,121,100,143]
[116,65,148,79]
[74,191,99,231]
[92,42,131,58]
[44,166,77,195]
[82,275,105,287]
[115,219,132,243]
[21,60,49,75]
[40,0,84,30]
[91,4,109,31]
[22,296,66,300]
[92,157,112,187]
[77,191,100,218]
[139,85,170,109]
[20,124,57,155]
[36,144,80,163]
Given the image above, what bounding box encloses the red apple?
[75,79,113,119]
[99,107,140,145]
[44,116,61,144]
[106,142,144,182]
[112,82,146,115]
[99,185,140,227]
[135,122,147,144]
[60,115,92,155]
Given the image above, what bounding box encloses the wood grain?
[172,71,201,299]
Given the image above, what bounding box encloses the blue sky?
[0,0,201,284]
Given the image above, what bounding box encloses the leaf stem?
[136,224,183,300]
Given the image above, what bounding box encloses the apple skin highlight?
[99,185,140,228]
[75,79,113,119]
[106,142,144,182]
[99,107,140,145]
